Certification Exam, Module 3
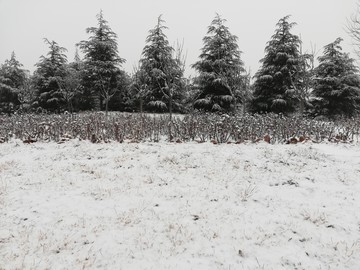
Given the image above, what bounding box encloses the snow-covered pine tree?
[192,14,245,112]
[139,15,185,113]
[312,37,360,117]
[33,39,68,112]
[78,10,125,113]
[0,52,27,113]
[251,15,301,114]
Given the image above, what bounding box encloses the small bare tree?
[162,39,187,122]
[288,40,317,116]
[131,64,150,115]
[17,71,35,111]
[151,40,186,141]
[347,1,360,58]
[57,67,82,113]
[241,69,252,114]
[97,74,118,118]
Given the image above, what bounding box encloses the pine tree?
[0,52,27,113]
[33,39,67,112]
[78,10,125,113]
[139,15,185,114]
[192,14,245,112]
[312,37,360,117]
[251,15,301,114]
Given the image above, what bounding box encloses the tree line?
[1,11,360,118]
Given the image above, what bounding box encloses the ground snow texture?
[1,140,360,269]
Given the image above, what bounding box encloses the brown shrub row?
[0,112,359,144]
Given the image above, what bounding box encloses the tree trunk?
[67,99,73,114]
[169,91,173,122]
[168,87,173,141]
[140,98,143,114]
[93,93,101,111]
[233,93,237,113]
[299,98,305,116]
[105,98,109,118]
[242,100,246,115]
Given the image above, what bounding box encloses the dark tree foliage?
[107,71,133,112]
[251,15,301,114]
[0,52,27,113]
[192,14,245,112]
[139,15,185,113]
[312,38,360,117]
[33,39,68,112]
[78,10,125,113]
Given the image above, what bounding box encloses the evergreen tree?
[251,15,301,114]
[192,14,245,112]
[0,52,27,113]
[78,10,125,113]
[33,39,68,112]
[139,15,185,114]
[312,37,360,117]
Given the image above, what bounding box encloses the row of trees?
[252,16,360,117]
[1,12,360,118]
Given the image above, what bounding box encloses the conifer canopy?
[192,14,245,112]
[312,37,360,117]
[251,15,301,114]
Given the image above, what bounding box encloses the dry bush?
[0,112,359,144]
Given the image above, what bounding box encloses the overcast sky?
[0,0,358,77]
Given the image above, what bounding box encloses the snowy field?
[1,139,360,269]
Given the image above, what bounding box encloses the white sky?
[0,0,358,77]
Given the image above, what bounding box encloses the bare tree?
[164,39,187,122]
[57,67,82,113]
[239,68,252,114]
[98,75,117,118]
[17,71,35,111]
[347,1,360,58]
[131,64,150,115]
[288,40,317,116]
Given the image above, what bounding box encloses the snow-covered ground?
[1,139,360,270]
